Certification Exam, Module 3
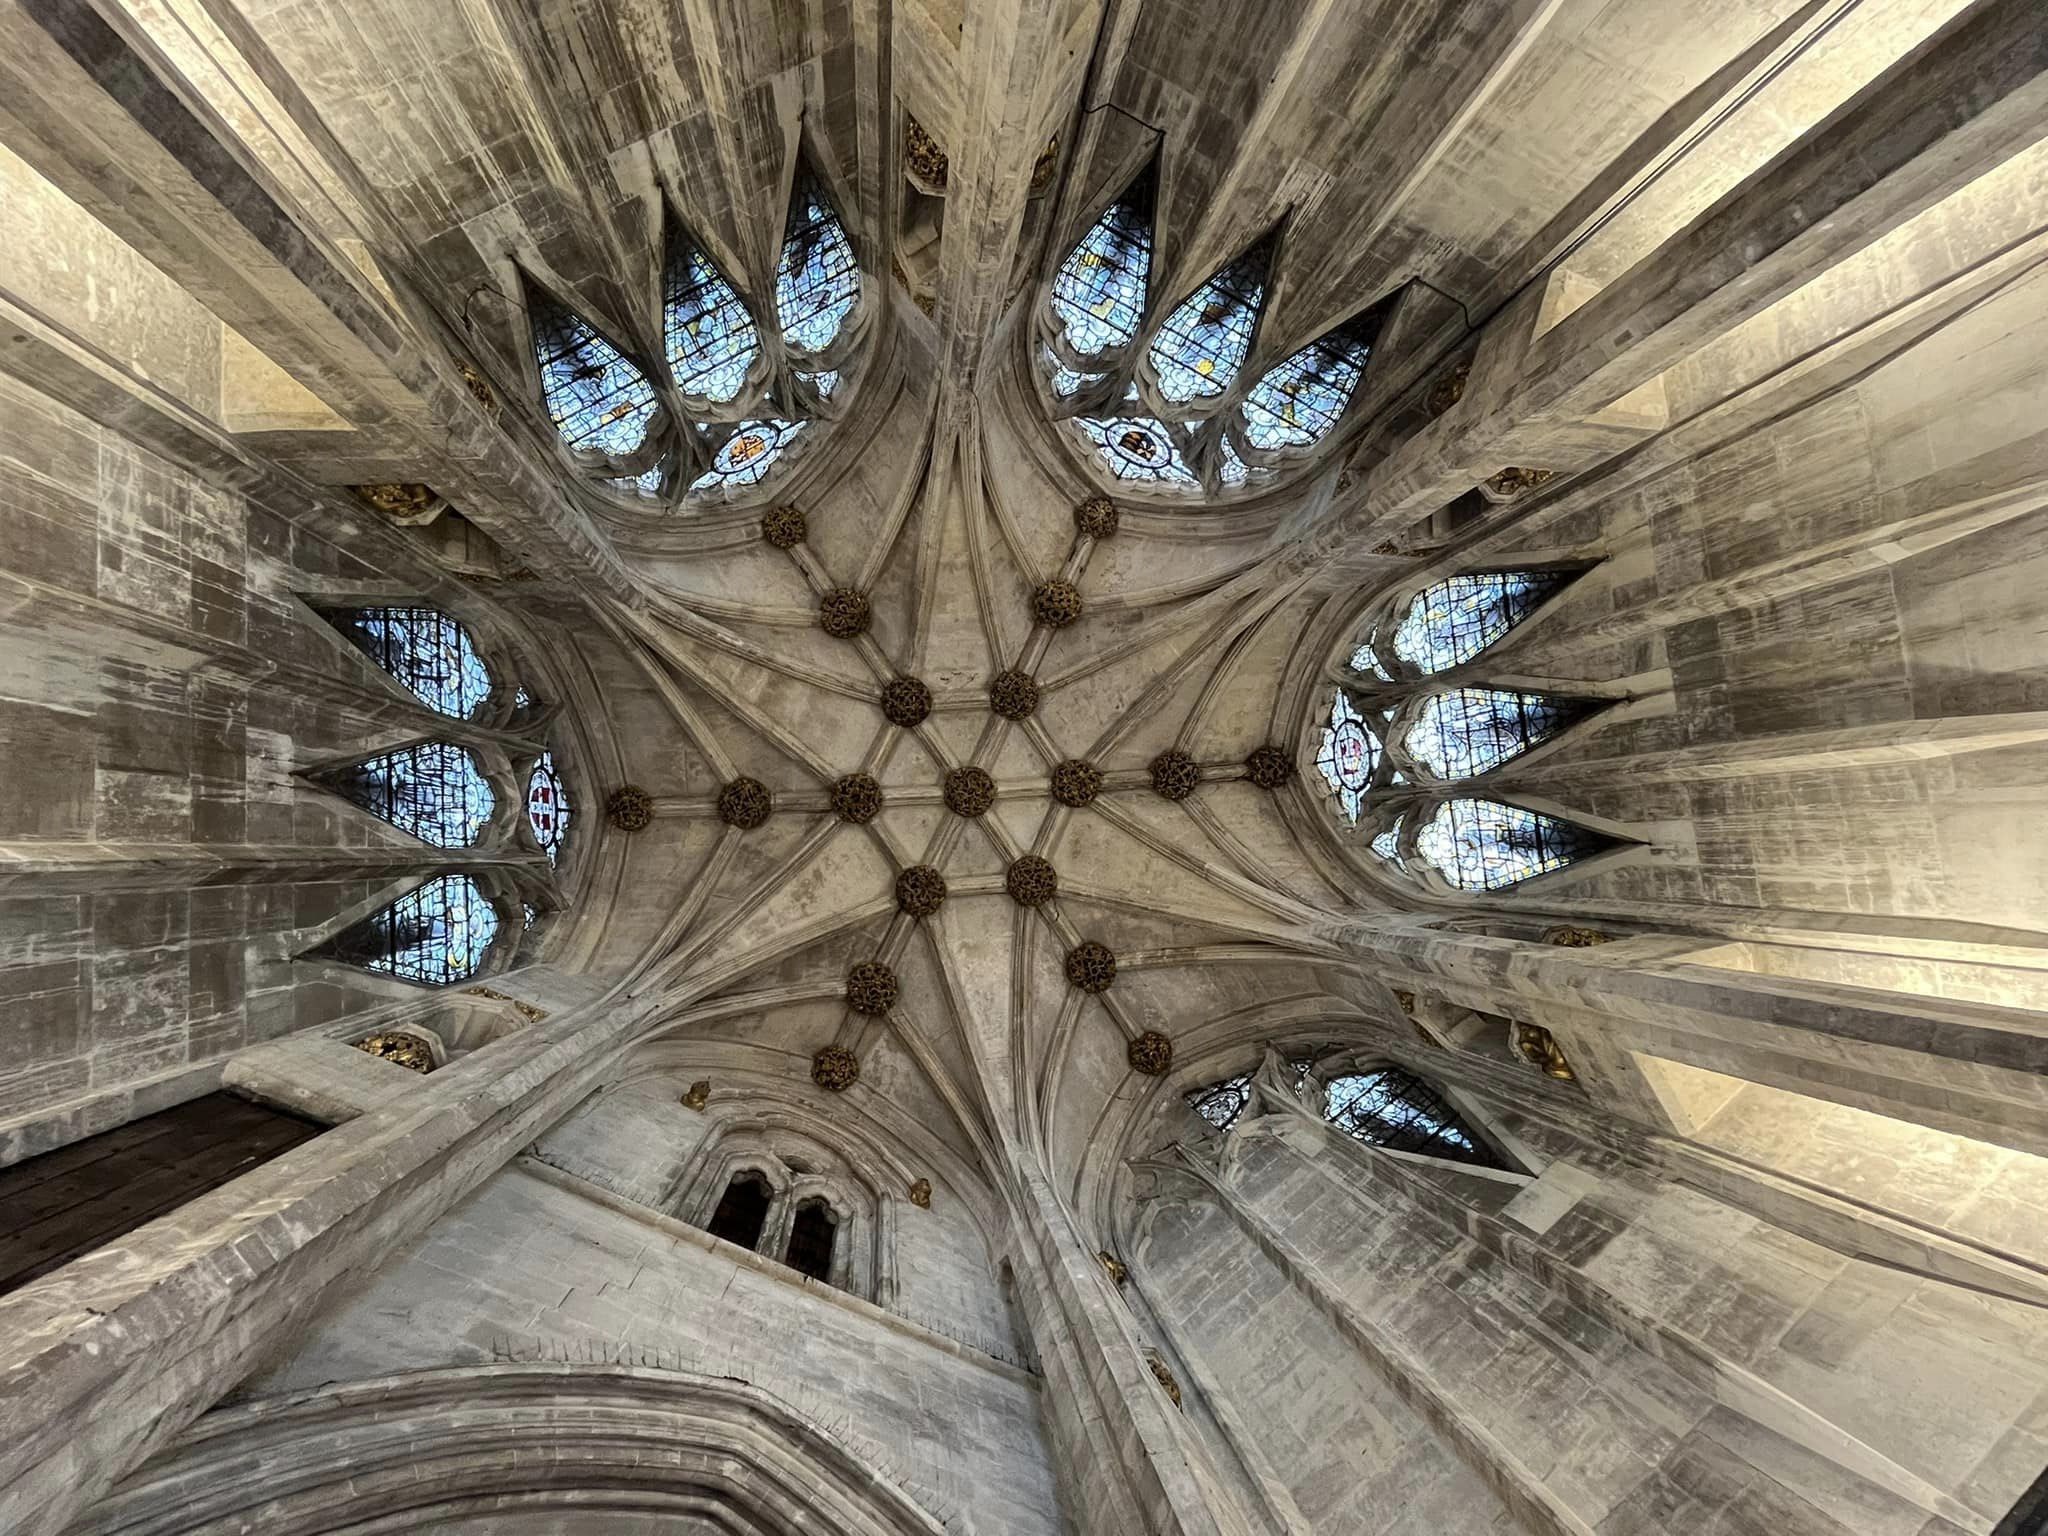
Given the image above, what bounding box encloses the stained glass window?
[1219,435,1253,488]
[329,742,494,848]
[1147,232,1275,403]
[607,458,669,499]
[1369,826,1404,865]
[1050,163,1155,358]
[1073,415,1197,486]
[327,606,494,720]
[1414,799,1607,891]
[323,874,500,986]
[1314,689,1380,825]
[1241,310,1376,451]
[527,749,571,866]
[664,234,760,403]
[1390,571,1572,675]
[1186,1072,1253,1131]
[1323,1068,1506,1169]
[690,419,808,492]
[1404,689,1594,780]
[529,286,661,458]
[799,369,840,399]
[778,170,860,355]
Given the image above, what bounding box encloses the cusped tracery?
[779,167,861,356]
[320,605,494,721]
[663,223,761,404]
[527,281,662,462]
[321,874,501,987]
[1145,230,1274,404]
[326,742,494,849]
[525,750,572,865]
[1049,160,1154,359]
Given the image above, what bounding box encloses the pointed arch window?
[1147,232,1274,403]
[322,874,501,986]
[707,1171,773,1251]
[690,419,809,492]
[1050,163,1155,358]
[799,368,840,399]
[663,231,760,403]
[329,743,494,848]
[778,170,860,356]
[1240,307,1378,451]
[529,286,661,458]
[1389,571,1574,676]
[1075,414,1196,486]
[526,750,571,866]
[1403,689,1596,780]
[785,1199,838,1283]
[1186,1071,1254,1131]
[325,606,494,720]
[1324,1067,1507,1169]
[1413,798,1609,892]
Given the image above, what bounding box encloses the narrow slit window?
[1403,689,1596,780]
[785,1198,838,1282]
[324,606,494,720]
[1323,1067,1507,1169]
[1390,571,1573,675]
[326,742,494,848]
[707,1171,774,1251]
[1050,163,1155,358]
[1147,231,1275,404]
[1413,799,1609,891]
[527,750,571,865]
[529,286,661,458]
[778,169,860,356]
[320,874,501,986]
[664,230,760,403]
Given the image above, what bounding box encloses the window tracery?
[1241,311,1376,452]
[1075,413,1198,486]
[325,606,494,720]
[663,230,760,403]
[527,750,571,866]
[1050,161,1154,359]
[1323,1067,1507,1169]
[690,419,808,492]
[529,285,662,460]
[1310,569,1616,891]
[1146,232,1274,404]
[778,170,860,356]
[329,742,494,848]
[322,874,501,986]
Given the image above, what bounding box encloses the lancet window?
[1322,1067,1508,1170]
[328,742,495,849]
[325,606,494,720]
[785,1199,838,1282]
[321,874,502,986]
[1312,568,1617,893]
[524,161,865,511]
[1042,163,1387,499]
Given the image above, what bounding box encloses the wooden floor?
[0,1093,321,1296]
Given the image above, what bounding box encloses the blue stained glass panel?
[1404,688,1593,779]
[1052,362,1108,399]
[1323,1068,1505,1168]
[1147,233,1274,403]
[1072,415,1197,486]
[1242,324,1372,450]
[607,457,670,499]
[1414,798,1606,891]
[530,291,661,457]
[330,742,494,848]
[1390,571,1572,675]
[664,237,760,402]
[327,874,500,986]
[1050,167,1154,358]
[330,606,494,720]
[778,173,860,355]
[799,369,840,399]
[1219,434,1253,487]
[1313,688,1379,825]
[527,749,571,866]
[1369,826,1404,865]
[690,419,808,493]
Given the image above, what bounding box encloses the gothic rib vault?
[6,0,2048,1534]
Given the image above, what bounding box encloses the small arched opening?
[786,1197,838,1282]
[707,1170,774,1251]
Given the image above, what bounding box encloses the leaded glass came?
[1314,689,1379,826]
[1050,164,1154,358]
[664,234,760,403]
[1241,312,1376,451]
[691,419,808,492]
[1147,232,1274,403]
[1186,1072,1253,1131]
[1404,689,1595,779]
[778,171,860,355]
[529,287,661,458]
[527,750,571,866]
[324,874,500,986]
[330,742,494,848]
[327,606,494,720]
[1414,799,1608,891]
[1073,414,1197,485]
[1390,571,1572,675]
[1323,1068,1506,1169]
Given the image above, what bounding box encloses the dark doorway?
[785,1198,837,1282]
[0,1092,320,1298]
[706,1171,773,1251]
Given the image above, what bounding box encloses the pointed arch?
[1146,226,1277,403]
[317,874,502,986]
[663,215,761,404]
[1239,298,1386,452]
[777,164,861,356]
[1321,1066,1509,1170]
[1049,158,1156,359]
[318,605,495,720]
[320,742,495,848]
[525,278,662,459]
[1401,688,1600,780]
[1411,798,1614,892]
[1384,569,1578,676]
